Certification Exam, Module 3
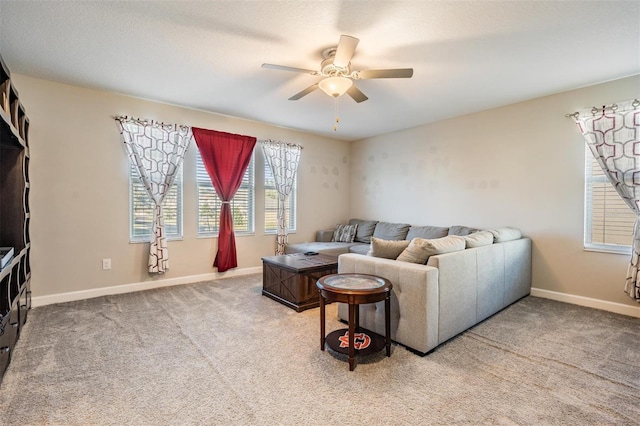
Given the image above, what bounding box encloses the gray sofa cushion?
[349,219,378,243]
[406,225,449,240]
[372,222,411,240]
[284,241,358,256]
[349,244,370,255]
[448,225,479,236]
[316,229,334,242]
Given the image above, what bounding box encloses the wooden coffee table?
[262,253,338,312]
[316,273,392,371]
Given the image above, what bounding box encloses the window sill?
[264,230,296,236]
[197,233,256,239]
[584,244,632,255]
[130,237,184,244]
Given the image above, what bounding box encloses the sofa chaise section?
[284,228,367,256]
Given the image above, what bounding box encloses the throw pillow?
[372,222,411,240]
[348,219,378,243]
[397,235,466,264]
[367,237,411,259]
[463,231,494,248]
[489,227,522,243]
[332,224,358,243]
[406,225,449,240]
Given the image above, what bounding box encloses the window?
[584,150,635,254]
[264,163,296,233]
[130,164,183,242]
[197,151,255,236]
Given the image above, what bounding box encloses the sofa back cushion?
[348,219,378,243]
[397,235,466,264]
[372,222,411,241]
[406,225,449,240]
[367,237,411,259]
[463,230,494,248]
[489,227,522,242]
[448,225,479,236]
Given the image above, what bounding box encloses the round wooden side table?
[316,273,392,371]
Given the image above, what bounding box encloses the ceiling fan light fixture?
[318,76,352,97]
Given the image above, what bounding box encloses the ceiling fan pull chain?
[334,97,340,131]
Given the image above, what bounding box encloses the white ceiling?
[1,1,639,141]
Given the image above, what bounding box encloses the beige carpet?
[0,273,638,425]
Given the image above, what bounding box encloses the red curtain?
[192,128,256,272]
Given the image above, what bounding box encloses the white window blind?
[197,151,255,236]
[130,164,183,242]
[264,163,296,233]
[584,150,635,253]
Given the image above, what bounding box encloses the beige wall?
[12,72,640,312]
[350,75,640,309]
[12,75,351,298]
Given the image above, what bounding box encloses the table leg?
[385,292,391,357]
[355,302,360,332]
[320,293,325,351]
[348,303,356,371]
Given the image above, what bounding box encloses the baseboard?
[32,275,639,317]
[531,287,640,318]
[31,266,263,308]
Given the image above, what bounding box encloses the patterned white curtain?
[262,139,302,255]
[573,99,640,302]
[116,116,192,273]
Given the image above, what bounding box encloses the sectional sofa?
[286,219,532,355]
[285,219,479,256]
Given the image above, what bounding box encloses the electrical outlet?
[102,258,111,270]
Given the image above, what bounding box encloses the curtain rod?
[565,99,640,119]
[113,115,181,126]
[115,117,281,144]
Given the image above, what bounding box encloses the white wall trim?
[31,266,263,307]
[531,287,640,318]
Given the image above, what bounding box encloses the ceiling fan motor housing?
[321,57,350,77]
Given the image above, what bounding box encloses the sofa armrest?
[337,253,439,354]
[316,229,334,242]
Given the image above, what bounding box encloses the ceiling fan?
[262,35,413,103]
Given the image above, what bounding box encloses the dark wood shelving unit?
[0,52,31,382]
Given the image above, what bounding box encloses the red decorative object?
[192,128,256,272]
[338,332,371,350]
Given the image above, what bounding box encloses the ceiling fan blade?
[346,84,368,103]
[289,83,319,100]
[355,68,414,79]
[333,35,359,68]
[262,63,318,75]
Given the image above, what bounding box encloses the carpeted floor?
[0,273,638,425]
